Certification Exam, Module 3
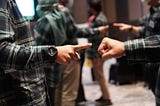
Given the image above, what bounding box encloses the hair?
[89,1,102,13]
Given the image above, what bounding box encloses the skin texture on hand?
[98,37,125,60]
[98,25,109,37]
[113,23,132,32]
[113,23,140,36]
[56,43,92,64]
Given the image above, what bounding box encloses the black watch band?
[48,46,58,57]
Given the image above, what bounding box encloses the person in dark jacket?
[86,1,112,105]
[0,0,91,105]
[98,35,160,106]
[113,0,160,94]
[34,0,108,105]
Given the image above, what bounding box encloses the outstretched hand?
[56,43,92,64]
[113,23,132,32]
[98,37,125,60]
[98,25,109,37]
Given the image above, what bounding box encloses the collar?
[150,3,160,13]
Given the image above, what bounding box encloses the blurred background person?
[113,0,160,95]
[34,0,108,106]
[85,1,112,105]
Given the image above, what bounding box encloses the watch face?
[48,46,57,56]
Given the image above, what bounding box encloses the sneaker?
[96,97,112,105]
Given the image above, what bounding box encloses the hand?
[113,23,132,32]
[98,25,109,37]
[54,3,67,12]
[98,37,125,60]
[56,43,92,64]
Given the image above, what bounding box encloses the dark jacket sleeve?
[125,35,160,63]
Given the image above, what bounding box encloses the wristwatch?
[48,46,58,57]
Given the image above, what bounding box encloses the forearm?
[125,35,160,63]
[0,42,56,70]
[76,27,99,38]
[130,26,141,36]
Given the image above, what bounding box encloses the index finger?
[113,23,123,27]
[105,25,109,30]
[73,43,92,51]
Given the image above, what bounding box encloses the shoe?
[96,96,112,105]
[95,96,103,102]
[76,98,87,103]
[75,101,86,106]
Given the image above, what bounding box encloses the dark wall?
[72,0,88,23]
[116,0,129,22]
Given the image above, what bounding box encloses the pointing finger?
[113,23,123,27]
[73,43,92,51]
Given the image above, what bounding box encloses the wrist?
[129,25,133,32]
[41,46,58,63]
[48,46,58,58]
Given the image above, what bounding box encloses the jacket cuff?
[40,46,57,63]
